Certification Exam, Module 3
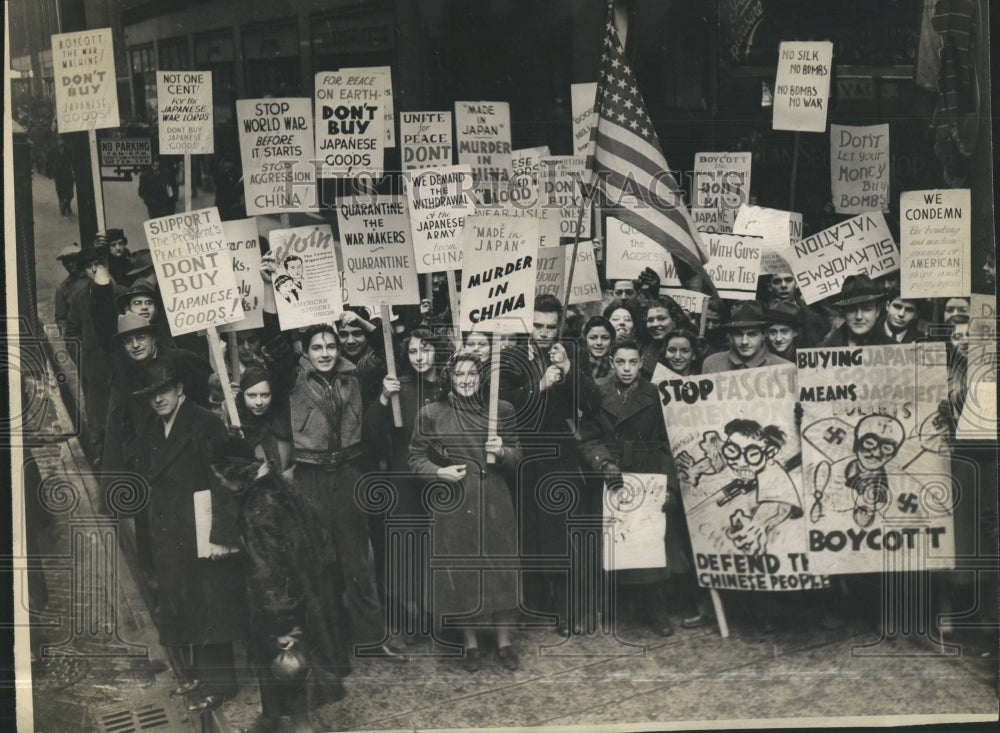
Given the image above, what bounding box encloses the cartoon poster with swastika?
[657,364,827,591]
[797,345,954,575]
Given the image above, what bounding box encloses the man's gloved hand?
[634,267,661,295]
[601,460,624,493]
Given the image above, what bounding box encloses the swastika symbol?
[824,426,847,444]
[897,493,919,514]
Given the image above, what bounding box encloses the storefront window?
[129,44,156,121]
[242,21,301,98]
[194,30,236,124]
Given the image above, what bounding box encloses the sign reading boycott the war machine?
[797,344,954,575]
[51,28,120,132]
[658,364,829,591]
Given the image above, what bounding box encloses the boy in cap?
[702,301,792,373]
[819,274,891,347]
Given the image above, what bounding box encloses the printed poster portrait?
[268,224,342,330]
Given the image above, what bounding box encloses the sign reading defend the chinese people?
[51,28,120,132]
[157,71,213,155]
[772,41,833,133]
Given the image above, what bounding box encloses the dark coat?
[136,399,247,646]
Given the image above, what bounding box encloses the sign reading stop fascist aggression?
[52,28,120,132]
[157,71,213,154]
[314,71,384,178]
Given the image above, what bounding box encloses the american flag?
[587,12,711,278]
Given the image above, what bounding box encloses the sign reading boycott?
[98,138,152,167]
[571,82,598,158]
[314,71,384,178]
[787,212,899,305]
[900,189,970,299]
[693,152,751,221]
[406,165,475,273]
[460,208,539,333]
[606,217,681,286]
[703,232,761,300]
[269,225,342,331]
[218,218,264,333]
[772,41,833,133]
[337,196,420,308]
[52,28,120,132]
[144,207,242,335]
[455,101,512,196]
[157,71,213,154]
[733,205,802,275]
[237,98,317,215]
[657,364,827,591]
[797,345,954,575]
[831,124,889,214]
[400,111,452,171]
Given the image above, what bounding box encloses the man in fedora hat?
[132,358,247,713]
[764,301,803,361]
[765,266,832,347]
[819,274,892,348]
[702,301,792,373]
[126,249,156,290]
[54,244,88,337]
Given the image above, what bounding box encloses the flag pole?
[558,194,594,338]
[788,131,801,211]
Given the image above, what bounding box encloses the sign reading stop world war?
[157,71,213,154]
[831,124,890,214]
[733,205,803,275]
[406,165,475,273]
[237,98,317,215]
[787,212,899,305]
[143,207,243,336]
[658,364,827,591]
[538,156,591,245]
[603,473,668,571]
[52,28,120,132]
[900,189,971,299]
[337,197,420,309]
[455,101,512,198]
[314,71,384,178]
[772,41,833,132]
[571,82,598,158]
[98,138,152,167]
[460,208,539,333]
[703,232,761,300]
[269,225,342,330]
[218,218,264,333]
[692,152,752,234]
[400,111,452,171]
[797,345,954,575]
[606,216,681,286]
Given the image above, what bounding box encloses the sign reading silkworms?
[400,111,452,171]
[218,218,264,333]
[831,124,890,214]
[314,71,384,178]
[157,71,213,154]
[268,225,342,330]
[51,28,120,132]
[900,189,970,299]
[772,41,833,132]
[455,101,512,198]
[406,165,475,273]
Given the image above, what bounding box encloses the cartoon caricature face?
[852,415,904,472]
[722,430,771,481]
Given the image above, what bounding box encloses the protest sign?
[787,212,899,304]
[314,70,384,178]
[797,344,954,575]
[900,189,970,299]
[691,207,735,234]
[460,208,539,333]
[455,101,512,197]
[661,288,710,316]
[499,146,546,213]
[606,216,681,286]
[658,364,826,591]
[566,243,602,305]
[693,151,752,222]
[703,232,761,300]
[337,196,420,309]
[535,248,566,300]
[538,156,591,245]
[406,165,475,273]
[831,124,889,214]
[349,66,394,146]
[733,205,802,275]
[218,218,264,333]
[268,225,342,330]
[603,473,668,571]
[143,207,242,336]
[772,41,833,132]
[400,111,453,170]
[571,82,598,158]
[98,138,152,167]
[955,294,997,441]
[237,98,317,215]
[51,28,120,132]
[157,71,213,155]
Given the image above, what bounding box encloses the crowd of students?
[50,227,994,733]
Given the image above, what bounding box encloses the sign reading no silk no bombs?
[157,71,213,154]
[772,41,833,132]
[52,28,120,132]
[314,71,384,178]
[900,189,970,299]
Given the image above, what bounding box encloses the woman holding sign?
[408,350,523,673]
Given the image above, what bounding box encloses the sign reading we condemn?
[900,189,970,299]
[157,71,213,154]
[772,41,833,133]
[51,28,120,132]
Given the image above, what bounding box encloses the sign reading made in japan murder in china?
[797,345,954,575]
[406,165,475,273]
[400,111,453,171]
[703,232,761,300]
[658,364,827,591]
[787,212,899,305]
[156,71,213,154]
[143,207,243,335]
[269,225,342,330]
[218,218,264,333]
[337,197,420,309]
[237,98,317,215]
[51,28,120,132]
[900,189,971,299]
[455,101,512,197]
[831,124,890,214]
[314,71,384,178]
[691,152,752,233]
[772,41,833,133]
[460,208,539,334]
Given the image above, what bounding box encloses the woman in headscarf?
[237,365,293,475]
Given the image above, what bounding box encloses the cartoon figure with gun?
[676,419,803,557]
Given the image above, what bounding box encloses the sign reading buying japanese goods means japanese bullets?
[314,70,385,178]
[157,71,213,154]
[51,28,120,132]
[144,207,243,335]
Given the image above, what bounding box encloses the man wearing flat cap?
[819,274,892,348]
[702,301,792,373]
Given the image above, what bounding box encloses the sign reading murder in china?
[51,28,120,132]
[268,225,342,330]
[218,218,265,333]
[157,71,213,155]
[237,98,317,215]
[314,71,384,178]
[400,111,453,171]
[143,207,243,336]
[772,41,833,133]
[900,189,971,299]
[406,165,475,273]
[455,101,512,197]
[831,124,890,214]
